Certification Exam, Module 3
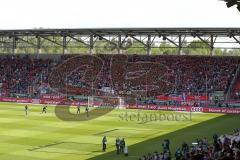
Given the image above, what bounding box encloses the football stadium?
[0,0,240,160]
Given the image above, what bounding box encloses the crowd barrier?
[127,105,240,114]
[0,96,240,114]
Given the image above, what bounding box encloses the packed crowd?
[139,129,240,160]
[50,54,239,97]
[0,55,239,99]
[0,55,51,97]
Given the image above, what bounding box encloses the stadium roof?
[0,28,240,55]
[0,28,240,36]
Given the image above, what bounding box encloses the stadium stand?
[0,55,51,97]
[0,55,239,101]
[232,78,240,100]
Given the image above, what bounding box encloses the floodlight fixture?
[226,0,237,8]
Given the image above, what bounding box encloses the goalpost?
[87,95,126,109]
[118,96,125,109]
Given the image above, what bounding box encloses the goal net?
[88,96,126,109]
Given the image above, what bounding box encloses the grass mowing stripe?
[93,129,119,135]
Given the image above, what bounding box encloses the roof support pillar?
[147,35,151,55]
[178,35,183,55]
[89,35,94,55]
[63,36,67,54]
[13,36,17,54]
[210,35,215,56]
[117,34,122,54]
[37,36,41,54]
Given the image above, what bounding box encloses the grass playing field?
[0,102,239,160]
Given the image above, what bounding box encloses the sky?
[0,0,239,29]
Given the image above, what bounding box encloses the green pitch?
[0,102,239,160]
